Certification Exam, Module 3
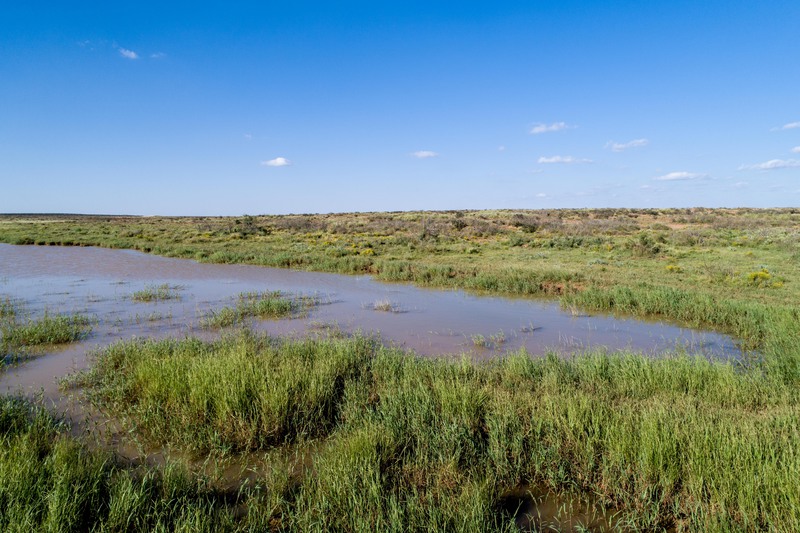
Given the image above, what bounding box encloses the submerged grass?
[131,283,182,302]
[0,297,16,319]
[72,330,800,531]
[200,291,310,329]
[1,313,92,363]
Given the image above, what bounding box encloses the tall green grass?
[76,332,377,454]
[0,396,240,532]
[74,331,800,531]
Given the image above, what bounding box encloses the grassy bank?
[70,331,800,531]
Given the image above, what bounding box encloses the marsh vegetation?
[1,297,92,363]
[1,208,800,530]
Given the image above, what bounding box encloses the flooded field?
[1,210,797,531]
[0,244,740,401]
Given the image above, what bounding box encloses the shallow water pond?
[0,243,739,398]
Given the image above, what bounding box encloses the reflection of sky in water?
[1,243,741,400]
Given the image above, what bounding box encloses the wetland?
[1,208,800,531]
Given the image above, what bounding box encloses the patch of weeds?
[746,268,783,288]
[471,334,487,347]
[370,299,402,313]
[201,291,312,328]
[2,313,92,349]
[489,331,506,345]
[0,297,17,320]
[131,283,183,302]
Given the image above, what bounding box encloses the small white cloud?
[792,146,800,153]
[740,159,800,171]
[498,145,506,152]
[606,138,649,152]
[653,171,708,181]
[530,122,573,134]
[535,192,547,198]
[243,133,253,140]
[537,155,591,164]
[412,150,438,159]
[150,52,166,59]
[261,157,291,167]
[119,48,138,59]
[774,121,800,131]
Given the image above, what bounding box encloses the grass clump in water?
[2,313,91,360]
[370,298,402,312]
[131,283,182,302]
[0,297,16,320]
[200,291,312,328]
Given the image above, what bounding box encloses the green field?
[1,208,800,531]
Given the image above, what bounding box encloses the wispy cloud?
[150,52,166,59]
[739,159,800,171]
[530,122,573,135]
[118,48,138,60]
[412,150,438,159]
[773,121,800,131]
[606,138,649,152]
[261,157,291,167]
[535,192,548,198]
[243,133,253,141]
[537,155,591,164]
[792,146,800,153]
[653,171,708,181]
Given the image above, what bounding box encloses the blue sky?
[2,1,799,215]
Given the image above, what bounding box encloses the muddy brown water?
[0,243,736,527]
[0,242,739,423]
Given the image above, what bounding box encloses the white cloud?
[535,192,547,198]
[792,146,800,153]
[653,171,708,181]
[150,52,166,59]
[774,121,800,131]
[497,145,506,152]
[606,138,649,152]
[412,150,438,159]
[261,157,291,167]
[530,122,573,134]
[243,133,253,140]
[740,159,800,171]
[118,48,138,59]
[537,155,591,164]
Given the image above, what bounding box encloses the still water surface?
[1,243,739,401]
